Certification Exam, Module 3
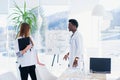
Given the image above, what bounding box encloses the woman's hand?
[26,44,32,50]
[21,44,32,54]
[21,50,26,54]
[38,62,45,66]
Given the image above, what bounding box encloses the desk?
[57,68,106,80]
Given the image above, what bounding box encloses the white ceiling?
[9,0,99,9]
[0,0,100,14]
[70,0,99,13]
[9,0,70,8]
[40,0,70,5]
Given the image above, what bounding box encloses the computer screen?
[90,58,111,73]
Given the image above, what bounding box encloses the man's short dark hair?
[69,19,78,28]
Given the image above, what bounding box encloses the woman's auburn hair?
[17,22,34,46]
[18,22,30,37]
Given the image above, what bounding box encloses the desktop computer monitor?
[90,58,111,73]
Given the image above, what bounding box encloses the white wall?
[9,0,39,9]
[0,0,8,14]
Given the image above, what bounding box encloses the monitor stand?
[89,73,106,80]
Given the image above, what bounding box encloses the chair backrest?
[36,65,57,80]
[0,72,17,80]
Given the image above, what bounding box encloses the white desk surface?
[57,68,106,80]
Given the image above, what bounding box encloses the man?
[63,19,83,68]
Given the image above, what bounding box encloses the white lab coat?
[69,31,84,68]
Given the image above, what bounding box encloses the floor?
[0,47,120,80]
[0,54,68,80]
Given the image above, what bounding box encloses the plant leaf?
[24,1,26,13]
[14,1,23,15]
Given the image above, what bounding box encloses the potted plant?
[9,1,38,37]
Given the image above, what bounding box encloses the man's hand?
[63,55,68,60]
[72,57,79,67]
[63,52,69,60]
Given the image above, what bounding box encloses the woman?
[15,23,44,80]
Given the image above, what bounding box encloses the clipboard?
[18,37,30,51]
